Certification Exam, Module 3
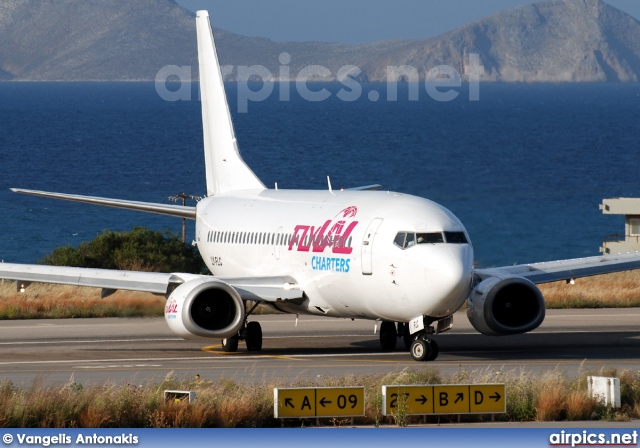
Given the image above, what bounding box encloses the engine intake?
[164,278,245,339]
[467,275,545,336]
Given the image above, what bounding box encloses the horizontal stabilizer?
[11,188,196,219]
[346,184,383,191]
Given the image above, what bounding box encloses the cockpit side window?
[393,232,407,248]
[416,232,444,244]
[444,231,468,244]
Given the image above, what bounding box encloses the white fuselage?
[194,189,474,323]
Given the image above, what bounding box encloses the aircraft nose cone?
[426,245,473,315]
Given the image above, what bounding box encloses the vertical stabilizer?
[196,11,265,196]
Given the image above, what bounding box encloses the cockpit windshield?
[394,231,468,249]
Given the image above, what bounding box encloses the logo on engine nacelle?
[165,299,178,318]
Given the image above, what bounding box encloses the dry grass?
[540,270,640,308]
[535,371,569,421]
[0,281,164,319]
[0,368,639,427]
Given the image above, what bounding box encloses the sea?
[1,82,639,268]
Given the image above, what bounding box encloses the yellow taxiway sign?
[382,384,505,416]
[274,387,365,418]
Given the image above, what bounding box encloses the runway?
[0,309,639,386]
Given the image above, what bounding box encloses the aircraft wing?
[0,263,303,302]
[474,252,640,284]
[11,188,196,219]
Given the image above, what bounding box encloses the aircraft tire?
[245,321,263,352]
[403,331,413,351]
[221,335,239,352]
[426,339,439,361]
[410,339,431,361]
[380,321,398,350]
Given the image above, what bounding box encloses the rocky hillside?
[0,0,197,80]
[2,0,640,82]
[365,0,640,82]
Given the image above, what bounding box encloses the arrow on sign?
[415,395,428,405]
[490,392,502,402]
[454,393,464,404]
[319,397,332,407]
[285,398,294,409]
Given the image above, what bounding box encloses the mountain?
[364,0,640,82]
[2,0,640,82]
[0,0,196,81]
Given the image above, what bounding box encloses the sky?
[174,0,640,43]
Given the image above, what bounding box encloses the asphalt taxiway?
[0,309,638,386]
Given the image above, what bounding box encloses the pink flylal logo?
[339,206,358,219]
[165,299,178,314]
[288,206,359,254]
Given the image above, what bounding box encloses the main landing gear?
[221,302,263,353]
[379,321,439,361]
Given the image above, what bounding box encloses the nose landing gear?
[378,321,439,361]
[409,336,439,361]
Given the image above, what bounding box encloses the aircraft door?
[361,218,383,275]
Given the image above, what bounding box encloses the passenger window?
[417,232,444,244]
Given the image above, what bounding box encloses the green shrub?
[39,227,205,273]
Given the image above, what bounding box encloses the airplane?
[3,10,640,362]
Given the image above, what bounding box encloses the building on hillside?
[600,198,640,254]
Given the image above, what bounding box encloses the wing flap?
[221,276,304,302]
[475,252,640,284]
[11,188,196,219]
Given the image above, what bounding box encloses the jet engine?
[164,277,245,339]
[466,274,545,336]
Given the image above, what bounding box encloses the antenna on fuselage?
[327,176,334,195]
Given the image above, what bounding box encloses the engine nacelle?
[466,274,545,336]
[164,277,245,339]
